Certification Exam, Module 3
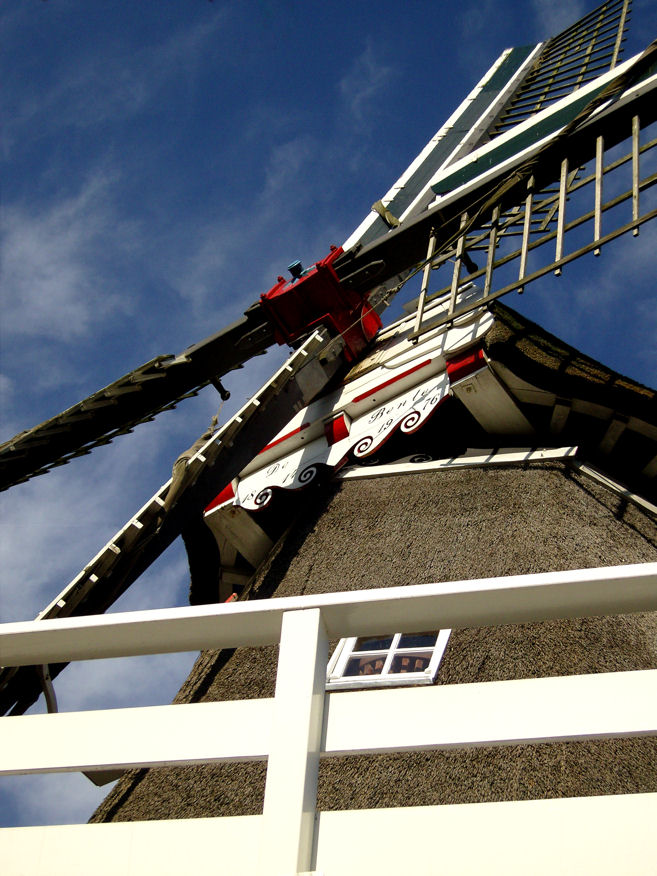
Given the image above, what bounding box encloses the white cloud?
[529,0,587,39]
[3,12,227,151]
[262,135,317,200]
[339,39,394,125]
[515,219,657,383]
[0,171,133,342]
[0,772,114,827]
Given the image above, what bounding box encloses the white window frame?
[326,628,451,690]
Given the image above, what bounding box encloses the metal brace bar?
[611,0,631,68]
[36,665,58,714]
[518,176,535,292]
[483,205,500,299]
[632,114,640,236]
[448,213,468,316]
[413,230,438,340]
[594,134,604,255]
[540,168,579,231]
[555,157,569,275]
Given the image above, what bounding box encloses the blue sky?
[1,0,656,828]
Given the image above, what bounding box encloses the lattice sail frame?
[490,0,632,137]
[403,6,656,338]
[412,109,655,323]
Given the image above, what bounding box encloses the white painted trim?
[313,794,657,875]
[336,446,578,480]
[322,669,657,755]
[0,699,273,775]
[2,565,656,871]
[234,309,494,483]
[0,816,263,876]
[2,563,656,666]
[259,609,327,875]
[326,628,451,690]
[2,794,656,875]
[4,669,654,776]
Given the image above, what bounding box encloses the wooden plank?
[314,794,657,875]
[0,699,272,775]
[3,794,656,875]
[2,563,656,665]
[0,816,262,876]
[322,670,657,755]
[258,609,327,874]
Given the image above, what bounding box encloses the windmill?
[1,1,656,870]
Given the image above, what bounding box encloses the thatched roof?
[92,463,657,823]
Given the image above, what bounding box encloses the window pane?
[344,655,386,676]
[353,635,394,651]
[398,632,438,648]
[390,652,433,674]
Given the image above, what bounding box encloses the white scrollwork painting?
[235,371,450,510]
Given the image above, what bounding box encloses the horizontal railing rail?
[2,562,656,665]
[1,561,656,876]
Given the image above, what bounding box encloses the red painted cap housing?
[260,246,381,361]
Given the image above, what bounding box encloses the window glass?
[327,629,451,690]
[344,655,386,676]
[354,635,395,651]
[398,632,438,648]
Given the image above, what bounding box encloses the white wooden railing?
[1,563,657,875]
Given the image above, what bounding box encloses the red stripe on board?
[324,413,350,446]
[446,347,485,383]
[352,359,433,404]
[260,421,311,454]
[205,481,235,513]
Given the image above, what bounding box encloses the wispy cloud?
[339,39,394,125]
[1,171,133,342]
[529,0,587,40]
[1,773,114,828]
[262,135,318,200]
[517,221,657,382]
[3,12,227,153]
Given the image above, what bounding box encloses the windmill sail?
[1,3,656,824]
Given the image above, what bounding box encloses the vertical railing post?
[258,608,328,876]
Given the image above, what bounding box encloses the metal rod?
[632,114,640,237]
[448,213,468,316]
[410,206,657,341]
[413,230,438,340]
[540,169,579,231]
[423,170,657,307]
[518,177,534,292]
[484,205,500,299]
[594,135,604,255]
[555,158,569,275]
[573,4,607,89]
[611,0,631,68]
[36,665,58,714]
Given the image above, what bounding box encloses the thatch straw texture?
[92,464,656,823]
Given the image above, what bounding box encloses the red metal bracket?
[260,246,381,361]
